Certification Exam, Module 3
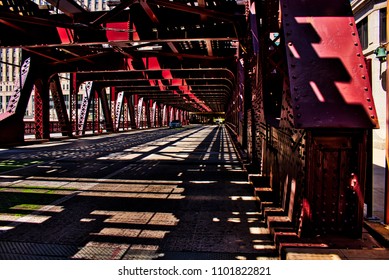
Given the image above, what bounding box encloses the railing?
[24,121,109,135]
[23,120,164,135]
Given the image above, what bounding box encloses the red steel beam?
[281,0,378,128]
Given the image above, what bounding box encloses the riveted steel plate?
[281,0,378,128]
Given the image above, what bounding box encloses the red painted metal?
[70,73,78,135]
[49,74,72,136]
[385,1,389,225]
[34,78,50,140]
[78,81,94,135]
[98,87,114,132]
[145,99,151,128]
[105,22,129,41]
[56,27,74,44]
[93,89,100,133]
[281,0,378,128]
[114,91,124,131]
[127,95,137,129]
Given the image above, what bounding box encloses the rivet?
[357,53,361,57]
[368,106,373,110]
[288,42,293,46]
[354,42,359,46]
[367,97,371,102]
[364,87,368,91]
[362,75,366,79]
[349,22,354,26]
[297,113,301,118]
[294,87,298,91]
[295,96,299,101]
[296,105,300,109]
[371,115,375,119]
[359,64,363,68]
[352,32,356,36]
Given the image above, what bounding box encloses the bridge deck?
[0,125,387,259]
[0,125,278,260]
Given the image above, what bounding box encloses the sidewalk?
[279,148,389,259]
[363,148,389,248]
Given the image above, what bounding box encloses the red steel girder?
[281,0,378,128]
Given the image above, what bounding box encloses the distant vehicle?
[169,120,182,128]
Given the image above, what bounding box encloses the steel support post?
[123,96,129,130]
[134,95,139,129]
[0,56,35,145]
[385,2,389,224]
[162,105,167,126]
[110,87,116,128]
[78,81,94,135]
[158,104,163,127]
[127,95,137,129]
[99,87,114,132]
[50,74,72,137]
[151,101,157,127]
[365,58,373,218]
[70,73,78,135]
[114,91,124,131]
[145,99,151,128]
[93,89,100,133]
[34,78,50,140]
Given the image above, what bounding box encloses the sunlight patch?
[229,196,256,201]
[0,214,51,223]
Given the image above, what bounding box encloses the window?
[380,8,387,44]
[357,17,368,50]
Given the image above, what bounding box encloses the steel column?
[92,88,100,133]
[70,73,79,135]
[110,87,116,129]
[145,99,151,128]
[50,74,72,137]
[385,1,389,225]
[99,87,114,132]
[162,105,167,126]
[34,78,50,140]
[151,101,157,127]
[77,81,95,135]
[0,56,35,145]
[123,95,129,130]
[114,91,124,131]
[127,95,137,129]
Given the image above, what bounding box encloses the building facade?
[352,0,387,149]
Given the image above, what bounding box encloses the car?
[169,120,182,128]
